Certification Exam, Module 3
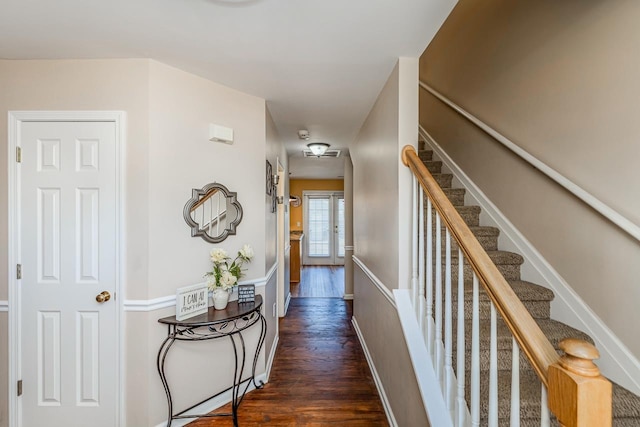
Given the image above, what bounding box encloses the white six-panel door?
[19,120,118,427]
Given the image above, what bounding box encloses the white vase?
[212,288,229,310]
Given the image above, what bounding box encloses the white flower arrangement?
[205,244,254,291]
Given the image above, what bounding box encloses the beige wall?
[0,59,151,303]
[0,59,151,427]
[354,268,429,426]
[351,58,417,290]
[265,106,288,338]
[420,0,640,367]
[351,58,425,424]
[344,156,354,297]
[144,60,272,426]
[0,59,278,426]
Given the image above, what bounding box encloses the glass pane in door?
[337,197,345,257]
[308,198,330,256]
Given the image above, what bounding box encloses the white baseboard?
[352,317,398,427]
[266,335,279,382]
[422,129,640,394]
[283,292,291,316]
[153,373,267,427]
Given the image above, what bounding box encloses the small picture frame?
[266,161,273,195]
[238,284,255,303]
[175,283,209,320]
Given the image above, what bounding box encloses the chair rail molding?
[419,80,640,242]
[124,261,278,312]
[352,256,396,309]
[0,300,8,312]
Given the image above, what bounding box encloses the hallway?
[290,266,345,298]
[189,268,387,426]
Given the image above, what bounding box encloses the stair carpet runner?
[418,148,640,426]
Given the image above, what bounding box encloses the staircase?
[418,147,640,426]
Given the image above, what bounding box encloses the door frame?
[302,190,345,265]
[8,111,126,427]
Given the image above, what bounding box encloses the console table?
[157,295,266,427]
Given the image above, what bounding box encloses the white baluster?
[471,273,480,427]
[540,385,550,427]
[418,186,425,333]
[456,247,466,427]
[489,303,498,427]
[411,177,418,311]
[426,198,434,357]
[445,229,454,412]
[435,211,443,382]
[510,337,520,427]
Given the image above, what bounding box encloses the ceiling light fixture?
[307,142,330,156]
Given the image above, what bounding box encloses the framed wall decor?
[266,160,273,195]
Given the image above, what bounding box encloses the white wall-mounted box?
[209,124,234,144]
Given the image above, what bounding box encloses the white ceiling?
[0,0,452,178]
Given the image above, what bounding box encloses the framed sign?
[238,284,255,303]
[176,283,209,320]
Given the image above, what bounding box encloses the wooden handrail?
[190,188,219,212]
[402,145,559,384]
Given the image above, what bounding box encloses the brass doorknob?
[96,291,111,303]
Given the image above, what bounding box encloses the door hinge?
[16,264,22,280]
[17,380,22,396]
[16,147,22,163]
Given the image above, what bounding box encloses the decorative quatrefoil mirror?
[183,183,243,243]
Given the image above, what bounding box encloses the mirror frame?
[183,183,243,243]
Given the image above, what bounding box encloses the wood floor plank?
[187,297,388,426]
[290,266,345,298]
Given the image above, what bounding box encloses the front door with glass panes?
[302,191,345,265]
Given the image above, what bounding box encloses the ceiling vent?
[303,149,341,158]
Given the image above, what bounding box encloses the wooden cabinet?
[290,233,303,283]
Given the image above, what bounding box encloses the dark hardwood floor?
[290,266,345,298]
[188,297,388,426]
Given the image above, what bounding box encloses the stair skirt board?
[419,127,640,395]
[352,317,399,427]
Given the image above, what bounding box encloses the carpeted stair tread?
[455,205,481,225]
[450,280,554,303]
[449,280,554,319]
[457,318,593,351]
[428,225,500,252]
[465,370,640,424]
[418,149,433,162]
[424,160,443,174]
[442,188,466,206]
[448,249,524,266]
[611,383,640,419]
[432,173,453,188]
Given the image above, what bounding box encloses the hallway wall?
[351,58,429,426]
[420,0,640,388]
[0,58,278,426]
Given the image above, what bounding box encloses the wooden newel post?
[548,338,612,427]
